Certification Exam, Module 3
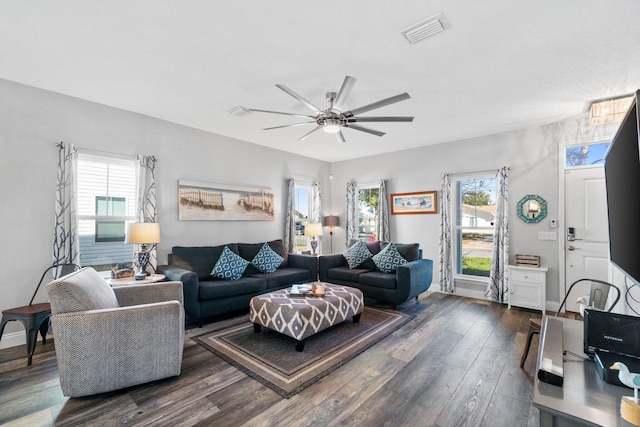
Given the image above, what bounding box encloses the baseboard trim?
[0,330,28,350]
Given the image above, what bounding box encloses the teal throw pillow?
[343,241,373,269]
[252,243,284,273]
[372,242,407,273]
[211,246,249,280]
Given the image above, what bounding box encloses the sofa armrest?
[396,258,434,302]
[113,281,184,307]
[318,254,347,281]
[51,302,184,397]
[288,253,318,281]
[157,264,200,322]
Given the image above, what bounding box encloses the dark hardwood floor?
[0,292,545,427]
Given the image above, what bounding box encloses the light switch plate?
[538,231,557,240]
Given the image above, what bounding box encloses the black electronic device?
[584,308,640,386]
[604,90,640,286]
[583,308,640,358]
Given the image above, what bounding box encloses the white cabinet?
[507,265,548,312]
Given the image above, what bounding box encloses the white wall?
[0,78,330,347]
[328,114,619,305]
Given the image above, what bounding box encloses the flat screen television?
[604,89,640,285]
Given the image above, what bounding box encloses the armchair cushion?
[47,267,119,314]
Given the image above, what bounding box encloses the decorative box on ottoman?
[249,283,364,351]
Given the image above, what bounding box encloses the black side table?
[0,303,52,366]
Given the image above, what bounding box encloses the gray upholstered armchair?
[46,267,184,397]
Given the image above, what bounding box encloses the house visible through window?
[294,184,311,253]
[358,185,379,241]
[453,173,496,278]
[77,153,137,271]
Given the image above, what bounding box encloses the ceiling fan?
[246,76,414,143]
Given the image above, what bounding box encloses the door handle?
[568,245,576,251]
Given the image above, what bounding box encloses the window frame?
[293,183,313,253]
[357,183,379,242]
[76,152,137,270]
[451,171,497,282]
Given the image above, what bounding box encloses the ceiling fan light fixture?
[323,119,341,134]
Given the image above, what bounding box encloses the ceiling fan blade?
[334,76,357,110]
[347,116,414,123]
[275,84,324,115]
[263,121,316,131]
[345,92,411,117]
[336,129,346,144]
[298,125,323,142]
[346,123,386,137]
[248,108,316,119]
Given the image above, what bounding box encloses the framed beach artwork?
[178,180,275,221]
[391,191,437,215]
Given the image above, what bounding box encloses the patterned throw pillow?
[211,246,249,280]
[343,241,373,269]
[251,243,284,273]
[372,242,407,273]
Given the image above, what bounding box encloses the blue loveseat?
[158,239,317,326]
[318,241,433,309]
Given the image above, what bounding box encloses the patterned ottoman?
[249,283,364,351]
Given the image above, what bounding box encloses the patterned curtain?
[284,178,296,253]
[345,179,358,246]
[311,182,322,223]
[439,173,453,292]
[486,166,510,303]
[377,179,390,242]
[53,142,80,267]
[134,154,158,273]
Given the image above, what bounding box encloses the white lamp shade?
[304,222,323,237]
[125,222,161,244]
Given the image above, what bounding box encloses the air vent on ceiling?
[401,12,448,45]
[228,106,251,117]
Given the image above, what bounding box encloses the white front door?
[564,167,610,313]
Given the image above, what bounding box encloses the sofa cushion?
[171,244,239,279]
[372,242,407,273]
[211,246,250,280]
[251,242,284,273]
[199,276,267,300]
[327,266,371,282]
[47,267,120,314]
[380,242,420,262]
[248,267,311,289]
[239,239,288,275]
[359,271,398,290]
[344,241,373,269]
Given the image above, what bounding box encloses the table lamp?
[323,215,339,253]
[304,222,323,256]
[125,222,161,276]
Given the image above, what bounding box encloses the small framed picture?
[391,191,437,215]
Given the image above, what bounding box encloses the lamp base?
[136,250,151,276]
[310,239,318,256]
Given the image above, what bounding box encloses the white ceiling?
[1,1,640,162]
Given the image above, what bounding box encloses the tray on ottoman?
[249,283,364,351]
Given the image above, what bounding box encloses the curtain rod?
[55,142,135,160]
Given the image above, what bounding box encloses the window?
[565,142,610,168]
[293,184,311,253]
[358,185,379,241]
[453,173,497,278]
[77,153,137,271]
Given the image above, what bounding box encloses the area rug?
[194,306,413,398]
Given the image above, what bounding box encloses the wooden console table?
[533,317,635,426]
